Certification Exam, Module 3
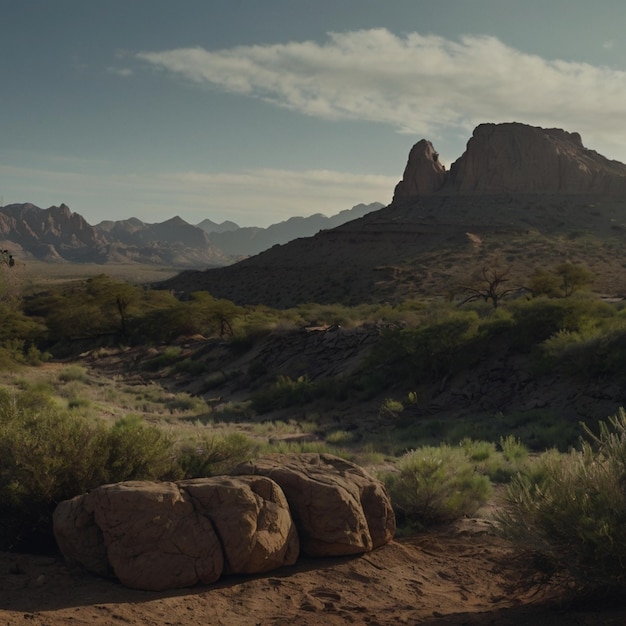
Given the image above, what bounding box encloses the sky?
[2,0,626,227]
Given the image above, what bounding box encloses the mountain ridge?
[158,122,626,306]
[0,203,381,267]
[203,203,384,257]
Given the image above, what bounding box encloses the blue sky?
[2,0,626,227]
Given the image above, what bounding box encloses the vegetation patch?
[499,409,626,599]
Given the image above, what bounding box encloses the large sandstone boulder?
[179,475,299,574]
[54,455,394,590]
[54,481,223,591]
[53,476,298,591]
[53,492,111,578]
[233,453,396,557]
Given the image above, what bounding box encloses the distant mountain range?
[198,203,384,257]
[0,202,383,267]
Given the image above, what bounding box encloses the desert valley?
[4,122,626,625]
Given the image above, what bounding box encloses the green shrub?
[140,346,183,371]
[461,438,496,462]
[499,434,529,463]
[509,297,614,350]
[250,375,317,413]
[542,326,626,379]
[477,436,530,483]
[498,409,626,598]
[0,391,179,551]
[176,431,258,477]
[104,415,177,482]
[379,397,404,421]
[165,392,208,414]
[265,439,353,458]
[58,365,89,383]
[382,444,492,531]
[325,429,355,444]
[364,312,481,389]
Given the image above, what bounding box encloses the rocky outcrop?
[249,323,384,383]
[53,455,395,591]
[447,123,626,194]
[393,139,446,200]
[394,123,626,200]
[233,453,396,557]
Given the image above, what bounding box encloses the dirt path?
[2,518,625,626]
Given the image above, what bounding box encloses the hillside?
[158,123,626,306]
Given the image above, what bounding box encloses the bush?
[0,391,179,551]
[58,364,89,383]
[542,326,626,379]
[365,312,481,389]
[461,438,496,462]
[498,408,626,598]
[382,444,492,531]
[509,297,614,350]
[250,375,317,413]
[140,346,183,371]
[176,431,258,477]
[104,415,178,482]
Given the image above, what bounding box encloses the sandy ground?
[2,518,626,626]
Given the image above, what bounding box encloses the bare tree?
[459,266,517,309]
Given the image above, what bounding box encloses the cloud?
[107,66,133,77]
[136,28,626,157]
[0,164,395,227]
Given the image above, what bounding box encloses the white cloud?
[136,28,626,159]
[0,164,395,227]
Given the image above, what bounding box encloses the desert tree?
[459,266,518,309]
[188,292,243,337]
[528,263,594,298]
[527,268,562,298]
[555,262,594,297]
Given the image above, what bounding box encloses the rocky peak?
[393,122,626,200]
[392,139,446,200]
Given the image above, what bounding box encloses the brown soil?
[2,518,625,626]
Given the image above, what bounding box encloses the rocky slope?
[159,123,626,306]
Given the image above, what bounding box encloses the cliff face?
[393,122,626,201]
[392,139,446,199]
